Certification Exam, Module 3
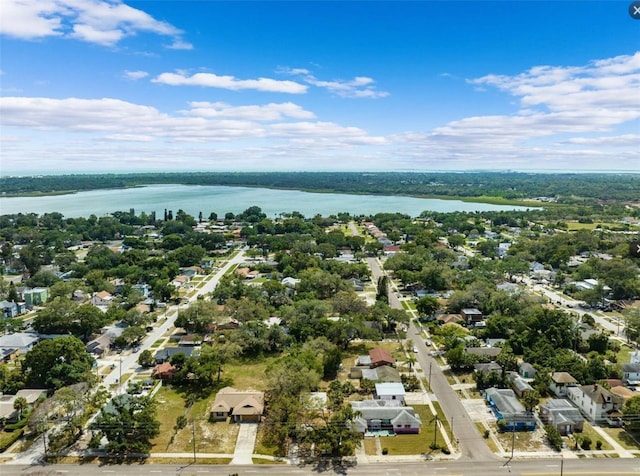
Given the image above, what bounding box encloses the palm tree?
[13,396,28,420]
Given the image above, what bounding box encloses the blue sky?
[0,1,638,174]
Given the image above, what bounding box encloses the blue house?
[485,387,536,431]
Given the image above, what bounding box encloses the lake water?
[0,184,534,218]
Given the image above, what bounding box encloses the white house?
[91,291,114,308]
[350,400,421,434]
[374,382,406,404]
[622,363,640,386]
[566,384,623,425]
[550,372,578,397]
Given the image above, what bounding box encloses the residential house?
[485,388,536,431]
[436,313,464,325]
[0,300,25,318]
[180,266,204,278]
[359,365,402,383]
[610,386,636,401]
[1,348,20,363]
[209,387,265,422]
[510,374,534,397]
[0,389,47,423]
[91,291,114,308]
[171,275,190,288]
[281,277,300,288]
[465,347,501,362]
[550,372,578,397]
[351,400,421,434]
[518,362,537,380]
[622,363,640,386]
[567,384,623,425]
[461,308,483,326]
[86,333,112,356]
[154,346,197,364]
[22,287,49,306]
[132,283,150,298]
[374,382,406,404]
[152,362,177,380]
[0,332,39,355]
[474,362,503,376]
[368,347,396,368]
[539,399,585,435]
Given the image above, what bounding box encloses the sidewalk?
[590,425,635,458]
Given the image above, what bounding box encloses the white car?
[413,347,419,353]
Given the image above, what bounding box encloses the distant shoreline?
[0,183,543,208]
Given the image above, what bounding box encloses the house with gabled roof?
[622,363,640,386]
[0,332,39,355]
[0,389,47,422]
[539,399,584,435]
[359,365,402,383]
[368,347,395,368]
[566,384,623,425]
[209,387,264,422]
[485,388,536,431]
[91,291,114,308]
[550,372,578,397]
[350,400,421,434]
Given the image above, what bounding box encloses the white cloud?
[1,53,638,173]
[0,0,188,47]
[152,72,308,94]
[166,39,193,50]
[124,70,148,80]
[184,102,315,121]
[281,68,389,98]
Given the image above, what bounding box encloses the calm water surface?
[0,184,534,218]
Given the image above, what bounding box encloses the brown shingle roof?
[369,347,395,366]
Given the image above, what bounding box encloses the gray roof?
[0,333,39,349]
[485,388,534,423]
[622,363,640,373]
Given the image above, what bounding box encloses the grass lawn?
[569,423,612,451]
[600,427,640,450]
[362,437,378,455]
[150,385,239,454]
[224,355,276,390]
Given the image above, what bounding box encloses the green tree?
[90,394,160,454]
[138,350,155,368]
[23,336,95,389]
[522,390,540,412]
[416,295,440,317]
[13,396,28,420]
[622,395,640,431]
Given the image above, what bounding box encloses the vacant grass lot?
[150,385,238,454]
[567,423,613,451]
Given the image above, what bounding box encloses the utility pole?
[450,416,454,443]
[432,415,439,449]
[192,419,197,464]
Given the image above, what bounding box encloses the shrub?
[580,436,592,450]
[381,447,388,455]
[544,424,562,452]
[0,428,23,451]
[483,429,490,439]
[596,440,602,450]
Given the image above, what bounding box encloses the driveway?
[230,422,258,464]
